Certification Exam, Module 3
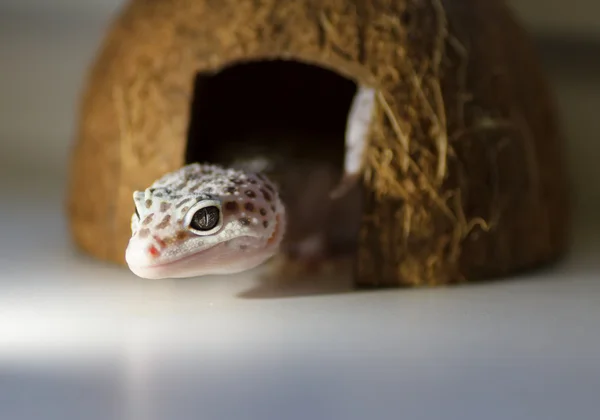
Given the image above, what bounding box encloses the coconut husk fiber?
[67,0,570,287]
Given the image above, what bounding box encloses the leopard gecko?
[125,86,375,279]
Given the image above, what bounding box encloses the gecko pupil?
[190,206,220,231]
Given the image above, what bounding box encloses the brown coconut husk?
[67,0,570,287]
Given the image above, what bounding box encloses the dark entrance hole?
[185,60,357,167]
[185,60,362,260]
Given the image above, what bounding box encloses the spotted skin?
[126,163,285,279]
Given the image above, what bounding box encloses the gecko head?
[125,163,286,279]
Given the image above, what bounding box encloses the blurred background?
[0,1,599,420]
[1,0,600,214]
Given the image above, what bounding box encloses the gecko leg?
[287,233,328,264]
[271,233,338,277]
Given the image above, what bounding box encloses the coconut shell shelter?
[67,0,570,287]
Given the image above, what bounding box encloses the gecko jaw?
[126,239,272,279]
[127,241,227,279]
[126,215,284,280]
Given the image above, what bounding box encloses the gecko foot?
[262,234,338,281]
[284,234,335,275]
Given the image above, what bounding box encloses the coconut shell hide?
[67,0,570,287]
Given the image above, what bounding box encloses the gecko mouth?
[142,242,225,269]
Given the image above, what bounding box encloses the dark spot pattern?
[239,217,250,226]
[245,190,256,198]
[225,201,239,212]
[160,202,171,212]
[138,228,150,238]
[259,208,267,216]
[226,186,236,194]
[261,189,272,202]
[145,199,152,209]
[142,214,154,225]
[244,202,255,212]
[156,215,171,229]
[263,221,269,228]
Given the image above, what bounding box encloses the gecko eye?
[190,206,219,230]
[184,200,223,235]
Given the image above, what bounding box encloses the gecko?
[125,86,375,279]
[126,164,286,279]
